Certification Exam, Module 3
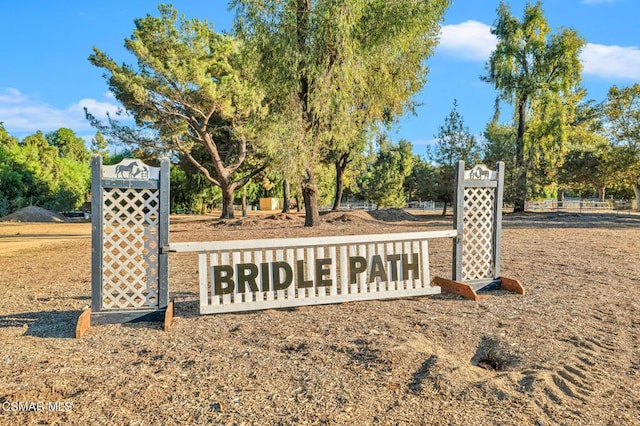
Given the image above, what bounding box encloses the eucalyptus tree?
[88,5,267,219]
[232,0,450,226]
[482,1,585,211]
[604,83,640,209]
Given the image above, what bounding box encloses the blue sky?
[1,0,639,158]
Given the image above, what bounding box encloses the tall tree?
[604,83,640,210]
[46,128,91,163]
[482,1,585,211]
[87,5,266,219]
[233,0,450,225]
[431,99,480,214]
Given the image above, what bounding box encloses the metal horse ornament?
[468,164,492,180]
[115,161,149,179]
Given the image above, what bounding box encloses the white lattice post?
[433,161,524,300]
[80,155,172,334]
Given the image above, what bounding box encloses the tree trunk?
[241,187,247,218]
[302,168,320,227]
[513,98,528,212]
[441,201,447,216]
[634,184,640,212]
[598,186,606,203]
[332,162,345,211]
[220,185,235,219]
[282,179,290,213]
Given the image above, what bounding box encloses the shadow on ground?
[503,212,640,229]
[0,310,79,338]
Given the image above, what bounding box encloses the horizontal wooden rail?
[168,230,457,253]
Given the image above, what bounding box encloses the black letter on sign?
[272,261,293,291]
[315,258,333,287]
[261,263,270,291]
[236,263,259,293]
[368,255,388,283]
[296,259,313,288]
[386,254,401,281]
[213,265,234,295]
[401,253,420,280]
[349,256,367,284]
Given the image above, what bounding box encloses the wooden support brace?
[75,307,91,338]
[164,301,174,332]
[499,277,525,295]
[432,276,479,301]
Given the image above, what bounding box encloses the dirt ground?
[0,209,639,425]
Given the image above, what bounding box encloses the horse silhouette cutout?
[115,162,147,179]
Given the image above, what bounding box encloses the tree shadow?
[0,310,79,339]
[408,354,438,394]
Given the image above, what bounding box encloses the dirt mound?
[321,210,378,223]
[367,208,419,222]
[265,213,303,221]
[0,206,67,223]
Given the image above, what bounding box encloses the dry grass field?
[0,209,639,425]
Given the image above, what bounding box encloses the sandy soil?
[0,210,639,425]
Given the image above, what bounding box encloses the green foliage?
[555,100,613,201]
[91,131,110,158]
[483,122,518,204]
[430,99,480,210]
[233,0,450,224]
[46,128,91,163]
[604,84,640,206]
[605,84,640,148]
[432,99,480,167]
[405,157,438,203]
[360,139,414,208]
[170,164,221,213]
[0,127,90,215]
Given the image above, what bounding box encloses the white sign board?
[170,230,457,314]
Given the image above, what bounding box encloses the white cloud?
[437,21,640,81]
[0,88,121,135]
[581,43,640,80]
[438,20,496,61]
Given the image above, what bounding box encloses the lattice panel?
[462,187,495,281]
[101,187,159,309]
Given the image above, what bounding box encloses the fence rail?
[525,199,620,213]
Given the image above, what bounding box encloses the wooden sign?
[169,230,456,314]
